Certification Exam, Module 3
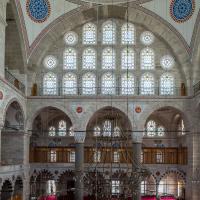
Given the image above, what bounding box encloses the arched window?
[69,127,74,136]
[121,73,135,95]
[43,72,57,95]
[94,126,101,137]
[102,21,116,44]
[178,119,185,136]
[63,73,77,95]
[102,48,115,69]
[121,48,134,70]
[156,150,164,163]
[121,23,135,44]
[146,120,156,137]
[93,150,101,162]
[103,120,112,137]
[63,48,77,70]
[49,126,56,137]
[58,120,66,136]
[140,73,155,95]
[83,23,96,44]
[102,73,115,95]
[82,48,96,69]
[157,126,165,137]
[141,48,155,70]
[82,73,96,95]
[160,73,174,95]
[113,126,120,137]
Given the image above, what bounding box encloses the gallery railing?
[5,69,25,94]
[31,86,185,97]
[194,81,200,95]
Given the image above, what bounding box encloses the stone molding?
[74,131,86,143]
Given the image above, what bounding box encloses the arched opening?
[158,172,185,199]
[30,107,73,163]
[1,180,13,200]
[13,177,23,200]
[141,175,157,196]
[142,106,188,165]
[57,170,75,199]
[1,101,24,165]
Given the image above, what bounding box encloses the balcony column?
[0,0,8,78]
[131,132,143,200]
[74,131,86,200]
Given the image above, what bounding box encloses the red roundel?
[76,106,83,113]
[135,106,141,113]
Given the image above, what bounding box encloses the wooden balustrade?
[30,147,187,165]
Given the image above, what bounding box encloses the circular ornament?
[0,91,3,100]
[26,0,51,23]
[160,55,175,70]
[64,32,78,46]
[43,55,57,69]
[170,0,195,23]
[140,31,155,46]
[135,106,142,113]
[76,106,83,113]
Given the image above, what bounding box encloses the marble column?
[74,131,86,200]
[131,132,143,200]
[0,0,8,78]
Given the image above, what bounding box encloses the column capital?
[74,131,86,143]
[131,132,143,143]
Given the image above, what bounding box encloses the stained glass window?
[160,73,174,95]
[94,126,101,137]
[112,180,120,194]
[103,120,112,137]
[93,150,101,162]
[82,73,96,95]
[102,21,116,44]
[178,119,185,136]
[49,126,56,137]
[69,126,74,136]
[121,73,135,95]
[121,48,135,70]
[83,48,96,69]
[102,48,115,69]
[146,120,156,137]
[141,48,155,70]
[160,55,174,70]
[157,126,165,137]
[140,31,154,46]
[102,73,115,95]
[121,23,135,44]
[113,126,120,137]
[113,151,120,163]
[140,73,155,95]
[156,150,164,163]
[49,150,57,162]
[69,151,75,162]
[63,73,77,95]
[64,31,78,45]
[83,23,96,44]
[63,48,77,69]
[43,72,57,95]
[43,55,57,69]
[58,120,66,136]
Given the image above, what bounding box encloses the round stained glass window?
[160,55,175,70]
[43,55,57,69]
[64,32,78,45]
[140,31,155,46]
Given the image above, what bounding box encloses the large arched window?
[141,48,155,70]
[121,23,135,44]
[63,48,77,70]
[140,73,155,95]
[102,21,116,44]
[121,48,135,70]
[83,23,96,44]
[63,73,77,95]
[102,73,115,95]
[102,48,115,69]
[82,73,96,95]
[58,120,66,136]
[49,126,56,137]
[160,73,174,95]
[145,120,165,137]
[103,120,112,137]
[83,48,96,69]
[43,72,57,95]
[121,73,135,95]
